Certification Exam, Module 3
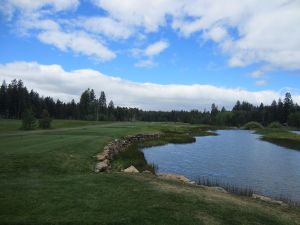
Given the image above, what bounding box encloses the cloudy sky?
[0,0,300,110]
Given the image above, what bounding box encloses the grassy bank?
[257,128,300,151]
[0,119,299,225]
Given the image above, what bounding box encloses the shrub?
[38,109,52,129]
[288,113,300,128]
[268,121,283,128]
[243,121,263,130]
[21,109,37,130]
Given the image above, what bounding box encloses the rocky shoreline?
[94,133,161,173]
[95,132,287,206]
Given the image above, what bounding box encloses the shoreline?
[95,129,299,207]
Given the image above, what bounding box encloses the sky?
[0,0,300,110]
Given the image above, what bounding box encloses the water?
[292,130,300,135]
[143,130,300,201]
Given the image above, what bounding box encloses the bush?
[288,113,300,128]
[39,109,52,129]
[268,121,283,128]
[21,109,37,130]
[243,121,263,130]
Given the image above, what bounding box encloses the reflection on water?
[143,130,300,201]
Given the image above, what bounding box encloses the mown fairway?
[0,119,299,225]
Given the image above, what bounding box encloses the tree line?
[1,79,300,127]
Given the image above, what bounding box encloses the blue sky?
[0,0,300,110]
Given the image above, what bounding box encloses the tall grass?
[197,177,300,206]
[276,195,300,207]
[197,177,254,197]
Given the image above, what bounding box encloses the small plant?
[197,177,254,197]
[21,109,37,130]
[39,109,52,129]
[268,121,283,128]
[243,121,263,130]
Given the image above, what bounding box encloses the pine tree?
[39,109,52,129]
[99,91,107,110]
[283,92,294,123]
[0,81,7,118]
[21,109,37,130]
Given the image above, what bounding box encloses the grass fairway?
[0,119,299,225]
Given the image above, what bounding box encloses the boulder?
[252,194,286,205]
[96,153,106,161]
[94,160,109,173]
[124,165,139,173]
[159,173,191,183]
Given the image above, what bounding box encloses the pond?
[292,130,300,135]
[143,130,300,201]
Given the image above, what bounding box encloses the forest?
[1,79,300,127]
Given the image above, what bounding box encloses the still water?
[143,130,300,201]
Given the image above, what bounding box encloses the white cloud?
[38,30,116,61]
[2,0,300,72]
[250,70,264,78]
[132,40,169,67]
[0,0,79,18]
[1,2,116,62]
[1,61,299,110]
[76,17,133,39]
[92,0,181,32]
[93,0,300,71]
[204,27,228,42]
[144,40,169,57]
[255,80,267,86]
[134,60,156,68]
[14,16,116,62]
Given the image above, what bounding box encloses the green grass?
[0,119,299,225]
[257,127,300,151]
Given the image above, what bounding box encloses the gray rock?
[124,165,139,173]
[94,160,109,173]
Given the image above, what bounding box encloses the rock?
[95,133,161,173]
[252,194,286,205]
[124,165,139,173]
[159,173,191,183]
[142,170,152,174]
[96,153,106,161]
[94,160,109,173]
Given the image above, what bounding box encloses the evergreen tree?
[0,81,7,117]
[79,89,90,119]
[107,100,115,120]
[21,109,37,130]
[283,92,293,123]
[232,100,241,111]
[99,91,107,110]
[277,98,285,123]
[39,109,52,129]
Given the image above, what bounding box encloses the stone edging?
[94,133,161,173]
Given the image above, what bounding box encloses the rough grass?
[0,119,299,225]
[257,128,300,151]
